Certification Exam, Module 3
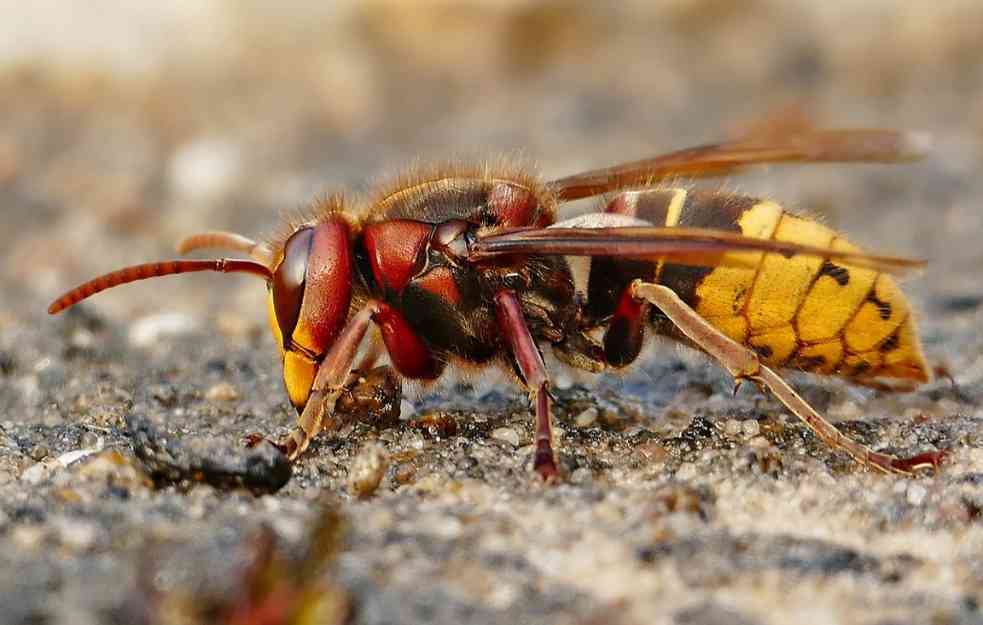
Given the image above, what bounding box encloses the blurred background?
[2,0,981,325]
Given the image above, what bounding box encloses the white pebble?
[56,519,99,551]
[402,432,426,451]
[399,400,415,420]
[21,459,59,484]
[129,313,197,347]
[675,462,698,481]
[348,443,389,498]
[906,484,928,506]
[741,419,760,438]
[570,467,592,484]
[574,407,598,428]
[54,446,102,468]
[205,382,239,402]
[10,525,46,550]
[490,427,521,447]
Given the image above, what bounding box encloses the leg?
[631,281,945,475]
[494,290,559,480]
[279,301,438,460]
[279,305,380,459]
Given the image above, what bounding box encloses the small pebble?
[205,382,240,402]
[748,436,771,448]
[724,419,742,436]
[741,419,760,438]
[70,328,95,349]
[574,407,598,428]
[490,427,521,447]
[79,431,102,448]
[348,443,389,498]
[55,519,99,551]
[129,313,197,347]
[399,400,415,420]
[77,450,149,493]
[54,447,100,468]
[21,459,58,485]
[569,467,592,484]
[10,525,46,550]
[393,462,416,485]
[429,516,463,539]
[552,370,574,390]
[402,431,426,451]
[907,484,928,506]
[676,463,698,481]
[29,445,50,461]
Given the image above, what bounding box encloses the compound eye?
[433,220,471,259]
[271,227,313,345]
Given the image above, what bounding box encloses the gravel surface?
[1,3,982,624]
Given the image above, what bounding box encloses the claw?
[533,443,560,482]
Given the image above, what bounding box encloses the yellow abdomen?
[657,191,929,384]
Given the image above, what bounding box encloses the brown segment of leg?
[631,281,945,475]
[493,290,559,481]
[280,304,380,460]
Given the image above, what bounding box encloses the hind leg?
[631,281,944,475]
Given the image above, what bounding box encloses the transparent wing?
[550,129,930,201]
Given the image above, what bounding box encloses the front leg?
[279,301,439,460]
[279,305,380,459]
[631,281,945,475]
[494,290,559,481]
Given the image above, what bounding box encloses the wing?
[550,129,931,201]
[469,226,924,277]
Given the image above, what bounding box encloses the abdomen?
[630,188,930,384]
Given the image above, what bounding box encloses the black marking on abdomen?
[795,355,826,370]
[680,191,757,231]
[658,264,714,311]
[610,189,676,223]
[818,260,850,286]
[879,329,901,353]
[868,291,893,321]
[848,360,872,376]
[754,344,774,359]
[657,191,751,309]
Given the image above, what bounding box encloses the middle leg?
[494,290,559,480]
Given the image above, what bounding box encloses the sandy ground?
[1,2,982,624]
